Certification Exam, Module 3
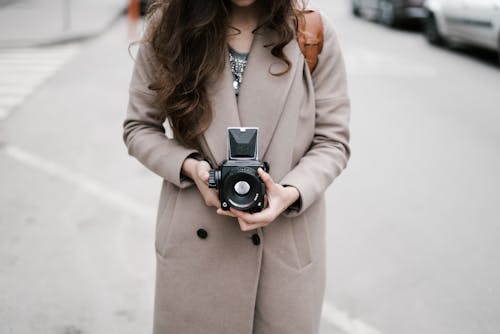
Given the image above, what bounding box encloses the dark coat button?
[251,234,261,246]
[197,228,208,239]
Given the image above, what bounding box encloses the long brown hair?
[142,0,305,149]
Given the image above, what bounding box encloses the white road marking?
[2,144,155,221]
[2,143,383,334]
[0,44,80,121]
[322,301,383,334]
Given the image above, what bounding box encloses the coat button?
[251,234,261,246]
[197,228,208,239]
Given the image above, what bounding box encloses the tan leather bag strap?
[296,9,324,73]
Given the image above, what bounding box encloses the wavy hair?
[141,0,305,149]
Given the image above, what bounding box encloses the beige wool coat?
[123,11,351,334]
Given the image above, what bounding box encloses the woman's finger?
[202,190,220,208]
[216,208,236,217]
[199,170,209,182]
[230,207,274,225]
[237,218,261,231]
[258,168,275,191]
[196,161,211,182]
[230,208,254,222]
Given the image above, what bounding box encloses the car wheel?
[352,0,361,17]
[497,33,500,67]
[424,14,444,46]
[378,0,396,27]
[140,0,148,16]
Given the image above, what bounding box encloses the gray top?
[228,46,249,97]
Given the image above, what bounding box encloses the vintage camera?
[208,127,268,213]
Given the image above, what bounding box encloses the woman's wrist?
[283,186,300,208]
[279,185,301,214]
[181,157,199,180]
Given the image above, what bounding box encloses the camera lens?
[234,181,250,195]
[222,167,264,212]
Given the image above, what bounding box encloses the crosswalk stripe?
[0,74,55,83]
[0,87,37,95]
[0,64,62,72]
[0,44,80,121]
[0,95,24,106]
[0,57,70,63]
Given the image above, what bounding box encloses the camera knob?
[208,170,218,189]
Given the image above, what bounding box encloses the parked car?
[140,0,149,16]
[424,0,500,64]
[352,0,426,26]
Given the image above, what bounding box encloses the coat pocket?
[291,215,313,270]
[155,185,179,258]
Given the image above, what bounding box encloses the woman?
[123,0,351,333]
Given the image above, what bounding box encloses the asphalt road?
[1,1,500,333]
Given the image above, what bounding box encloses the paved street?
[1,0,500,333]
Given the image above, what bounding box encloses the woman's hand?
[218,168,300,231]
[182,158,221,209]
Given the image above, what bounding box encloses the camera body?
[208,127,268,213]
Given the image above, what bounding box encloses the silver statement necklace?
[228,46,249,97]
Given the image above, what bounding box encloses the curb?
[0,4,127,49]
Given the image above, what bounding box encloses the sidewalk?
[0,0,127,48]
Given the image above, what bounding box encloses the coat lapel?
[202,48,241,165]
[237,27,302,160]
[203,27,302,165]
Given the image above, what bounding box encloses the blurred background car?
[140,0,149,16]
[424,0,500,64]
[352,0,426,26]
